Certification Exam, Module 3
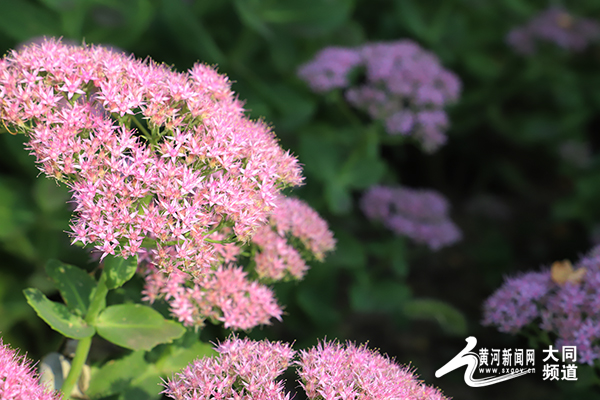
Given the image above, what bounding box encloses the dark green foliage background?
[1,0,600,398]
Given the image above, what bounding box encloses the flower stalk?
[60,272,109,399]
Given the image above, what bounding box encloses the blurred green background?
[1,0,600,399]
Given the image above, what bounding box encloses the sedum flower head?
[164,336,450,400]
[0,38,302,269]
[361,185,461,250]
[298,40,461,152]
[0,38,335,331]
[507,6,600,55]
[164,336,295,400]
[483,246,600,365]
[297,340,449,400]
[0,338,62,400]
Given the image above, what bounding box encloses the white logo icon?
[435,337,531,387]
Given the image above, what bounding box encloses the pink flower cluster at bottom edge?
[0,338,62,400]
[163,335,449,400]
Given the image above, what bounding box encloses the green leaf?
[90,338,214,399]
[118,373,162,400]
[395,0,429,42]
[341,155,386,189]
[403,298,467,336]
[117,341,216,400]
[96,304,185,351]
[267,84,316,130]
[23,288,95,339]
[104,255,138,290]
[324,182,352,214]
[0,0,61,41]
[327,230,366,269]
[234,0,273,38]
[87,351,149,399]
[234,0,353,36]
[349,280,411,314]
[155,341,217,373]
[46,260,96,317]
[299,131,344,181]
[160,0,225,64]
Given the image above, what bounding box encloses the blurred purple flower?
[361,185,462,250]
[297,47,362,93]
[482,270,552,333]
[483,246,600,365]
[507,7,600,54]
[298,40,461,152]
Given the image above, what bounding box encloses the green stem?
[204,236,237,244]
[203,218,229,237]
[60,272,109,399]
[130,115,152,143]
[60,337,91,400]
[85,272,109,323]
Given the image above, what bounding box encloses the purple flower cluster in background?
[507,6,600,54]
[298,40,461,152]
[482,270,552,333]
[0,337,62,400]
[163,336,449,400]
[483,246,600,365]
[360,185,462,250]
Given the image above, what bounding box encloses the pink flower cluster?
[483,246,600,365]
[164,336,295,400]
[0,39,335,330]
[253,195,336,281]
[0,38,302,271]
[141,195,335,329]
[507,7,600,54]
[163,336,449,400]
[298,41,461,152]
[297,340,448,400]
[0,338,62,400]
[361,185,461,250]
[142,264,283,330]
